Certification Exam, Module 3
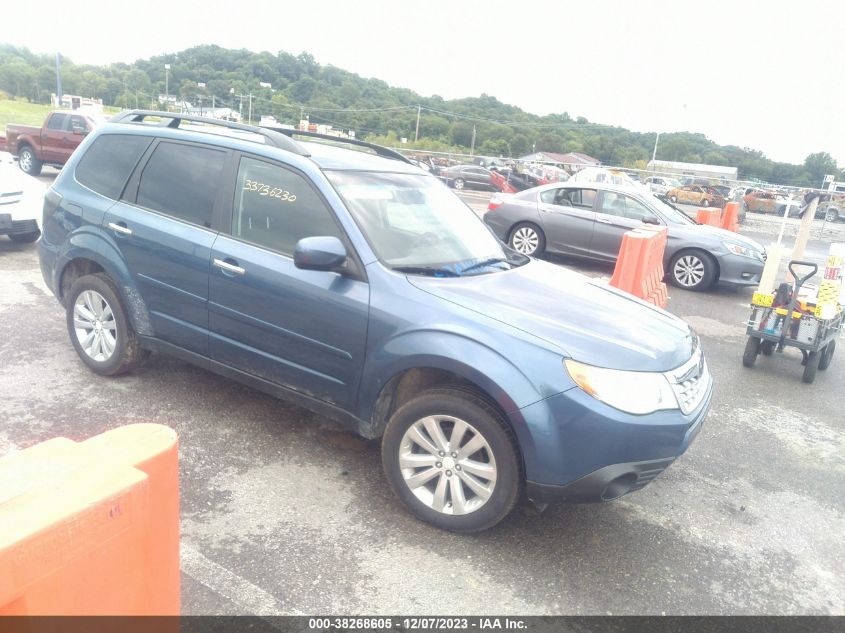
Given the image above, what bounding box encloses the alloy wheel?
[19,150,32,172]
[73,290,117,362]
[398,415,497,516]
[673,255,705,288]
[512,226,539,254]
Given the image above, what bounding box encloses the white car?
[644,176,682,197]
[0,155,42,243]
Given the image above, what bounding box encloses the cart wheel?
[802,351,821,383]
[819,340,836,371]
[743,337,761,368]
[760,341,775,356]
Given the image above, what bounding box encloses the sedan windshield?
[649,195,696,226]
[328,171,525,275]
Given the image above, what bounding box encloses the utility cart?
[743,261,842,383]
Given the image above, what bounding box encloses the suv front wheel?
[381,388,521,532]
[66,273,150,376]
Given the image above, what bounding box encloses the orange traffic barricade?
[609,226,669,308]
[696,208,721,226]
[0,424,179,615]
[721,201,740,232]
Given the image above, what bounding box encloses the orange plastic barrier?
[721,201,740,232]
[696,208,721,226]
[609,226,669,308]
[0,424,179,615]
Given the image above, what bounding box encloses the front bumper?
[716,252,765,286]
[516,369,712,504]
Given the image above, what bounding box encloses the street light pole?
[651,132,660,173]
[164,63,170,111]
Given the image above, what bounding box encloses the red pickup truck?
[6,111,105,176]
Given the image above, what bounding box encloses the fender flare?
[357,330,563,469]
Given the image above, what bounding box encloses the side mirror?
[294,236,347,272]
[642,215,661,225]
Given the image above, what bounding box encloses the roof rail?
[263,127,412,164]
[109,110,310,156]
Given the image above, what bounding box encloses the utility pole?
[211,94,215,114]
[415,105,421,142]
[248,93,253,125]
[470,125,476,157]
[55,53,62,108]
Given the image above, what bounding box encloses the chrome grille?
[664,347,710,415]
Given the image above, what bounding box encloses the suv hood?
[407,259,695,372]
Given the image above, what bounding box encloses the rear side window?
[136,142,227,228]
[76,134,152,200]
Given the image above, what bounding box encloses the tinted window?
[544,188,596,209]
[47,114,67,130]
[70,116,88,132]
[233,156,341,256]
[136,142,226,228]
[76,134,152,200]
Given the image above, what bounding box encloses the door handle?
[108,222,133,236]
[213,258,246,276]
[596,217,613,224]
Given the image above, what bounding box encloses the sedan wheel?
[453,178,465,190]
[669,195,677,203]
[701,198,710,207]
[670,251,716,290]
[826,209,840,223]
[509,222,545,256]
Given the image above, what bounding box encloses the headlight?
[564,359,679,415]
[724,241,763,260]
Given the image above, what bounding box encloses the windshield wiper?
[392,266,460,278]
[457,258,512,275]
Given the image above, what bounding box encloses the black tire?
[826,208,840,223]
[669,250,717,291]
[18,145,43,176]
[760,340,775,356]
[743,337,760,368]
[65,273,149,376]
[669,195,677,203]
[9,230,40,243]
[508,222,546,257]
[802,351,820,384]
[819,340,835,371]
[453,178,465,190]
[381,387,521,533]
[701,198,710,208]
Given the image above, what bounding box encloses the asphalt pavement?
[1,172,843,615]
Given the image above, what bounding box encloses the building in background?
[51,94,103,113]
[647,160,737,182]
[518,151,600,173]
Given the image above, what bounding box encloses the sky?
[5,0,844,166]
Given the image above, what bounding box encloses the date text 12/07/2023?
[306,617,528,630]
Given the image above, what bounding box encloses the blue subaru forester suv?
[38,111,712,532]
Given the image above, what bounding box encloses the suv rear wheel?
[66,273,149,376]
[381,388,521,533]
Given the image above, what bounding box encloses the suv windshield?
[328,171,525,276]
